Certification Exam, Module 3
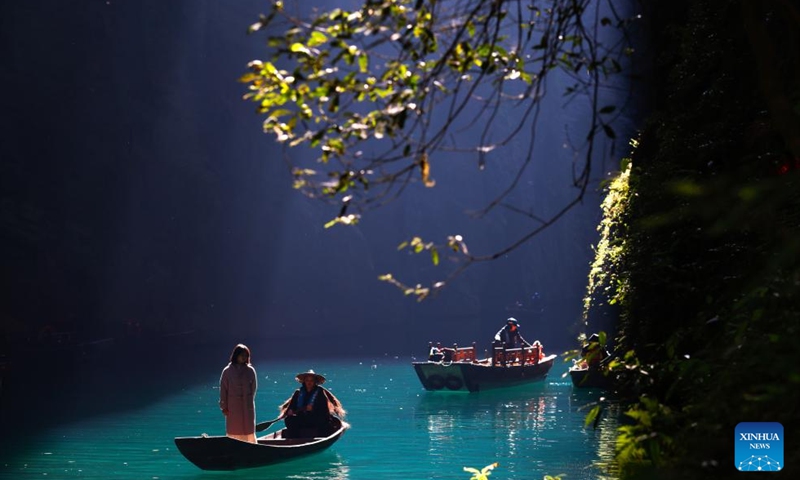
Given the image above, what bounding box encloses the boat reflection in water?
[282,452,350,480]
[415,386,558,473]
[414,376,620,479]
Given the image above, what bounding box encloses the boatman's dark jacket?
[494,325,532,349]
[284,385,336,438]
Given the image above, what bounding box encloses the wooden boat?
[174,416,347,471]
[568,364,612,389]
[412,342,556,392]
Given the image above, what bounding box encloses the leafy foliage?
[581,0,800,478]
[615,396,675,470]
[583,149,633,320]
[243,0,638,297]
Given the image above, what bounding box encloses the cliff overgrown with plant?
[587,0,800,478]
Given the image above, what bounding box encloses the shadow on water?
[0,338,355,418]
[0,337,231,449]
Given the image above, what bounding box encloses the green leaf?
[290,43,311,55]
[307,31,328,47]
[467,21,475,37]
[431,248,439,266]
[358,53,369,73]
[584,405,601,428]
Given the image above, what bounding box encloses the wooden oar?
[255,414,286,432]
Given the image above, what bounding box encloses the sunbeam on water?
[1,358,618,480]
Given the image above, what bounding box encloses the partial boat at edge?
[568,364,613,389]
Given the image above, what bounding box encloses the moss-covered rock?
[591,0,800,478]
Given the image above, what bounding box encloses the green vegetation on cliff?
[590,1,800,478]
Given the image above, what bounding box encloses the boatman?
[494,317,532,349]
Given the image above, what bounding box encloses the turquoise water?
[1,357,618,479]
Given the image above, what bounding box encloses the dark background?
[0,1,632,369]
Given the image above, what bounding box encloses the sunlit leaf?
[290,42,311,55]
[463,462,499,480]
[584,405,601,428]
[307,31,328,47]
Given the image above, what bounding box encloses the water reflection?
[187,451,350,480]
[595,405,621,479]
[284,452,350,480]
[417,386,557,436]
[426,410,457,443]
[4,359,621,479]
[415,386,557,474]
[414,382,620,479]
[567,387,622,479]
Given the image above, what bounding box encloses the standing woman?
[219,344,257,443]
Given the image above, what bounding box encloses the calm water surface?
[1,357,618,479]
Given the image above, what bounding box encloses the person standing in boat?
[494,317,532,349]
[581,333,610,367]
[219,343,258,443]
[279,370,346,438]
